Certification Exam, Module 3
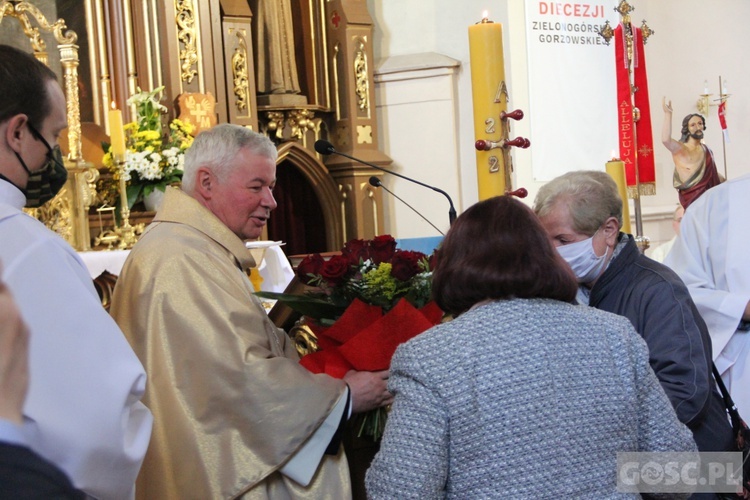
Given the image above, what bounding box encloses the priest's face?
[210,148,277,241]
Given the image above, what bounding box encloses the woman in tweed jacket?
[365,196,697,499]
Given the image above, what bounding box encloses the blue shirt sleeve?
[0,419,27,447]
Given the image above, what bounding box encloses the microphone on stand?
[314,140,457,225]
[368,177,444,236]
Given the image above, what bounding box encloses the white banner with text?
[525,0,621,181]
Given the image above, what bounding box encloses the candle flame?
[110,101,117,110]
[482,10,488,19]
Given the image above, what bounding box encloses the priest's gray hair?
[533,170,623,236]
[182,123,278,192]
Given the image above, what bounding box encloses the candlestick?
[118,167,129,211]
[469,12,507,200]
[606,158,632,235]
[108,104,127,157]
[107,103,139,249]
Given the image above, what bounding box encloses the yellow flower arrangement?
[103,87,194,208]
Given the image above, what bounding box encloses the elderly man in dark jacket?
[534,170,733,454]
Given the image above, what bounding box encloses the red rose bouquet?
[256,235,443,439]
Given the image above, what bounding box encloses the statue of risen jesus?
[661,97,722,209]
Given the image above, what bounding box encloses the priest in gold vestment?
[110,124,391,499]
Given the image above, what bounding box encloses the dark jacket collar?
[589,233,638,306]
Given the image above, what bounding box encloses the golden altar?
[0,0,391,254]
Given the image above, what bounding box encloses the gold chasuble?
[111,188,351,499]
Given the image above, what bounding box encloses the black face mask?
[16,123,68,208]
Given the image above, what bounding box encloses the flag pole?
[719,75,728,180]
[626,21,644,239]
[598,1,654,253]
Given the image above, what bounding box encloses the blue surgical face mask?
[556,230,610,284]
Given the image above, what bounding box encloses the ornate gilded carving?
[353,37,370,112]
[287,109,316,141]
[231,29,249,112]
[24,188,73,242]
[61,50,82,161]
[261,110,317,142]
[291,322,319,358]
[78,166,100,208]
[0,2,77,55]
[175,0,198,83]
[264,111,285,140]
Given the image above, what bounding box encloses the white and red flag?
[718,101,729,143]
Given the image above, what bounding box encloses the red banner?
[614,24,655,195]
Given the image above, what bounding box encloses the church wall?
[374,54,461,238]
[368,0,750,248]
[369,0,511,239]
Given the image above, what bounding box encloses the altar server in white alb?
[0,44,153,498]
[665,173,750,419]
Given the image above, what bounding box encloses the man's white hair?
[533,170,623,236]
[182,123,278,193]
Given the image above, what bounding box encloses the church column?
[322,0,390,240]
[220,0,259,131]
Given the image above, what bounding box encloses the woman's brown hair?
[432,195,577,316]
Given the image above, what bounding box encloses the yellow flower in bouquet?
[103,87,194,208]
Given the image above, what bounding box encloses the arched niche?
[266,142,343,254]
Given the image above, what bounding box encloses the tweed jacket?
[366,298,697,499]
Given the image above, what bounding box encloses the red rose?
[321,254,351,286]
[369,235,397,264]
[342,238,369,265]
[391,250,425,281]
[296,253,324,285]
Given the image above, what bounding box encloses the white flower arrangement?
[104,87,194,208]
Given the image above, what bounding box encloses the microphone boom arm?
[330,148,457,225]
[369,177,444,236]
